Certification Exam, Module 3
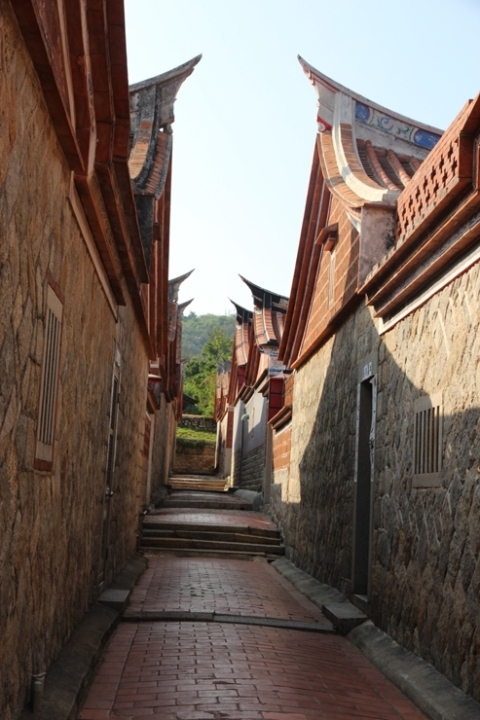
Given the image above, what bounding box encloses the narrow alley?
[76,484,430,720]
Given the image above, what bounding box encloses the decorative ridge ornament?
[298,56,443,144]
[298,55,443,210]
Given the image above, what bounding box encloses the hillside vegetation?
[181,312,235,359]
[181,313,235,416]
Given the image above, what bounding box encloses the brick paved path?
[78,511,429,720]
[78,620,428,720]
[128,558,329,623]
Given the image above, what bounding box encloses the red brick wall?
[302,198,359,354]
[284,374,294,407]
[273,425,291,472]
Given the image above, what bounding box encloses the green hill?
[181,312,235,359]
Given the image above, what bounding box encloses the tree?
[182,312,234,358]
[183,327,232,416]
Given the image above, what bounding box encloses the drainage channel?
[122,609,336,633]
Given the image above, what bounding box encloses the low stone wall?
[174,440,216,475]
[233,445,265,492]
[179,415,216,432]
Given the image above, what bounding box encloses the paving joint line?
[121,609,336,633]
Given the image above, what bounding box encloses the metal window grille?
[413,393,442,488]
[36,284,63,467]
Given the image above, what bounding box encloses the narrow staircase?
[168,474,228,492]
[141,520,284,559]
[140,487,285,560]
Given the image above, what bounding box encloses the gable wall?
[302,197,359,356]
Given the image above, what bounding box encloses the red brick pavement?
[78,621,428,720]
[128,558,329,623]
[78,556,428,720]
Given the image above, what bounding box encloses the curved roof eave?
[129,55,202,189]
[298,56,443,137]
[299,56,443,208]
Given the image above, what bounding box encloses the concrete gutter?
[272,557,480,720]
[122,608,335,634]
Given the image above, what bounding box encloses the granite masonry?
[0,2,198,717]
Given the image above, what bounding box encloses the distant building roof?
[239,276,288,352]
[128,56,201,264]
[230,300,252,367]
[168,271,194,342]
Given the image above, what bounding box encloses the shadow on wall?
[271,267,480,700]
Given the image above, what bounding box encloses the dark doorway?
[98,359,120,590]
[352,365,375,597]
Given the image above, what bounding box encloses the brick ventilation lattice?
[396,138,460,245]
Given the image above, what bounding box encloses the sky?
[124,0,480,316]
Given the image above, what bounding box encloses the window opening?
[413,393,442,487]
[35,283,63,470]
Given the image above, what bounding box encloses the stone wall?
[149,396,176,504]
[373,264,480,700]
[233,445,265,492]
[0,7,148,717]
[174,440,216,474]
[275,260,480,700]
[277,307,369,591]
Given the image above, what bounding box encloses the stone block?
[98,589,130,612]
[322,602,367,635]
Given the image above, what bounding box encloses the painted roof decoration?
[298,56,443,215]
[239,276,288,353]
[128,55,201,264]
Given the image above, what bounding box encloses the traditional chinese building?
[0,1,198,717]
[271,57,480,700]
[215,278,288,494]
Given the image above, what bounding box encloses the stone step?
[142,521,281,539]
[141,529,283,546]
[160,498,252,510]
[141,548,280,560]
[140,536,285,555]
[168,480,228,492]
